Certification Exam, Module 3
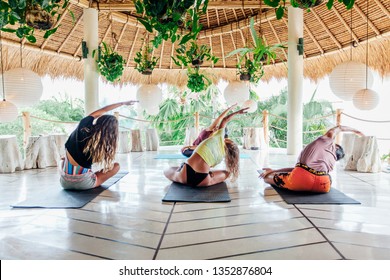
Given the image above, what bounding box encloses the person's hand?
[259,168,273,179]
[122,100,138,106]
[236,107,249,114]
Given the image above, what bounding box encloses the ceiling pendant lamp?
[223,81,249,106]
[328,6,374,101]
[0,32,18,123]
[352,0,379,111]
[2,67,43,107]
[136,84,163,111]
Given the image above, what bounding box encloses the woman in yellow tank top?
[164,107,248,187]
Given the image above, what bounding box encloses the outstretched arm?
[207,103,237,131]
[219,107,249,129]
[325,125,365,139]
[89,100,138,118]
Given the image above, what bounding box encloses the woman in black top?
[60,101,137,190]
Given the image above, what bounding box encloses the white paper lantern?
[0,100,18,123]
[329,62,373,101]
[146,106,160,116]
[0,68,43,107]
[223,81,250,106]
[136,84,162,110]
[241,99,257,113]
[352,88,379,110]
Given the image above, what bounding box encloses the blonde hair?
[224,138,240,181]
[82,115,119,172]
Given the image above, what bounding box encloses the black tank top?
[65,116,94,168]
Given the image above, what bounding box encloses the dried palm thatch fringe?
[1,37,389,87]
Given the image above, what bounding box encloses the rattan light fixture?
[136,84,162,112]
[0,32,18,123]
[352,0,379,111]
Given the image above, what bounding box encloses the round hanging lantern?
[146,106,160,116]
[0,100,18,123]
[136,84,162,110]
[241,99,257,113]
[328,62,373,101]
[352,88,379,111]
[223,81,249,106]
[0,68,43,107]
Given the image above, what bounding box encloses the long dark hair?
[83,115,119,171]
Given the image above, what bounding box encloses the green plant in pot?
[0,0,72,43]
[227,18,285,83]
[134,41,159,75]
[172,40,219,67]
[263,0,355,20]
[94,41,126,82]
[187,66,212,93]
[237,57,264,83]
[133,0,209,48]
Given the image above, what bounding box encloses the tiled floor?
[1,146,390,260]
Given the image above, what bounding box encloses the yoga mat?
[162,182,231,203]
[154,153,250,159]
[11,171,128,209]
[272,185,360,204]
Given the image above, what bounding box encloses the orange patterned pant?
[273,166,331,193]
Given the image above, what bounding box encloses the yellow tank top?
[194,128,225,167]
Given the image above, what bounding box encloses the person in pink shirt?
[259,125,364,193]
[181,104,236,157]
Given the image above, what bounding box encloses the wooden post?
[262,110,269,147]
[194,112,199,136]
[335,108,343,145]
[22,111,31,148]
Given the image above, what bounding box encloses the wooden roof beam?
[126,27,140,67]
[373,0,390,18]
[57,14,84,53]
[310,9,342,49]
[354,1,381,36]
[220,34,226,68]
[41,7,70,50]
[81,1,274,11]
[332,5,359,45]
[267,20,288,60]
[113,19,128,52]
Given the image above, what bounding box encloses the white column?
[287,6,304,155]
[83,8,99,115]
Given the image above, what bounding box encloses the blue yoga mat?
[12,171,128,209]
[154,153,250,159]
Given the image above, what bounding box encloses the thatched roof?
[1,0,389,86]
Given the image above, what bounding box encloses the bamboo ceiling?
[1,0,389,87]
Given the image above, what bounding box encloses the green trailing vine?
[187,66,211,93]
[133,0,209,48]
[94,41,126,83]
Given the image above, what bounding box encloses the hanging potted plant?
[133,0,209,47]
[0,0,72,43]
[237,57,265,83]
[227,18,285,83]
[94,42,126,82]
[134,41,159,75]
[172,41,219,67]
[187,67,212,93]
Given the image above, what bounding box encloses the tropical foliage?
[0,0,72,43]
[0,94,84,152]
